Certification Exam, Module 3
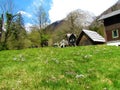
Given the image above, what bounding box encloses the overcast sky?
[49,0,118,23]
[1,0,118,27]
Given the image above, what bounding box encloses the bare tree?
[67,12,78,33]
[66,10,92,36]
[33,5,49,29]
[66,11,83,36]
[32,5,49,47]
[0,0,15,14]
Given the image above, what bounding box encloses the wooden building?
[99,9,120,46]
[66,33,76,46]
[76,29,105,46]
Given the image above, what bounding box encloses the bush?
[0,43,7,51]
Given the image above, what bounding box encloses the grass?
[0,45,120,90]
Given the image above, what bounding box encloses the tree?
[0,0,30,50]
[0,0,16,50]
[0,12,28,50]
[66,11,83,36]
[67,12,78,33]
[2,12,13,49]
[66,10,93,36]
[0,14,3,41]
[28,27,41,48]
[33,5,49,47]
[0,0,15,14]
[35,6,49,29]
[7,13,27,49]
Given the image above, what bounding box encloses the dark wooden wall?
[104,14,120,26]
[105,29,120,41]
[103,14,120,42]
[105,23,120,41]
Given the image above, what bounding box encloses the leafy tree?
[7,13,27,49]
[1,12,13,49]
[0,15,3,41]
[28,27,41,48]
[0,0,16,50]
[0,12,28,50]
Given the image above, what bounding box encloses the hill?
[90,0,120,37]
[47,9,95,32]
[46,9,95,44]
[101,0,120,15]
[0,46,120,90]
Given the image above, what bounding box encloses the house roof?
[99,9,120,20]
[82,29,106,42]
[66,34,72,38]
[66,33,76,38]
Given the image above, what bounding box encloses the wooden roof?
[81,29,106,42]
[99,9,120,20]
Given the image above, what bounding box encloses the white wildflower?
[13,57,17,61]
[76,74,85,78]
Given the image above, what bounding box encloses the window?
[112,29,119,38]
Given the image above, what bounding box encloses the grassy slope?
[0,46,120,90]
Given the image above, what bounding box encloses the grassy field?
[0,45,120,90]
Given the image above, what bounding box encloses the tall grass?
[0,46,120,90]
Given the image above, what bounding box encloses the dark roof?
[66,33,76,38]
[99,9,120,20]
[81,29,106,42]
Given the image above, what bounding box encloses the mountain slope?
[66,9,96,27]
[89,0,120,37]
[46,9,96,44]
[47,9,95,32]
[102,0,120,15]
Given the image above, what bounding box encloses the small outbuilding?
[76,29,106,46]
[66,33,76,46]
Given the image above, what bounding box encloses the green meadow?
[0,46,120,90]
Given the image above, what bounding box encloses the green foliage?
[1,13,28,50]
[89,24,105,37]
[0,17,2,28]
[28,29,41,47]
[6,13,27,49]
[0,46,120,89]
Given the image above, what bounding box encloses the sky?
[0,0,118,29]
